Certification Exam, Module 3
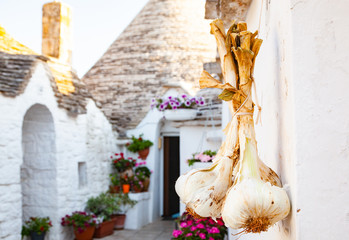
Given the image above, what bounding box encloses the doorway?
[21,104,57,229]
[163,136,180,218]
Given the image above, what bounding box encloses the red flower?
[115,153,119,156]
[126,143,130,146]
[138,137,143,141]
[110,156,113,159]
[49,221,52,226]
[120,153,124,158]
[40,226,45,232]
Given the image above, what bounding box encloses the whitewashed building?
[0,2,117,239]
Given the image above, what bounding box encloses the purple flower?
[200,100,205,106]
[184,100,191,107]
[168,96,172,100]
[191,97,196,102]
[173,106,178,110]
[151,98,155,103]
[181,94,187,98]
[195,100,199,104]
[159,104,165,111]
[172,230,183,238]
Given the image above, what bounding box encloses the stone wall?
[0,63,117,240]
[217,0,349,239]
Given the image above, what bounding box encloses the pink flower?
[209,238,214,240]
[200,154,211,162]
[190,226,197,231]
[199,233,206,239]
[186,233,193,237]
[210,227,220,233]
[197,223,204,229]
[180,222,187,228]
[195,153,204,159]
[172,230,183,238]
[186,220,193,226]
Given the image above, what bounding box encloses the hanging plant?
[126,134,153,160]
[186,150,217,166]
[150,95,205,111]
[175,19,290,234]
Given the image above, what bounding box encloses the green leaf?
[218,89,234,101]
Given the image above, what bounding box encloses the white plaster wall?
[179,126,222,214]
[226,0,349,239]
[0,63,117,240]
[290,0,349,239]
[21,104,57,236]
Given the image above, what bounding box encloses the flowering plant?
[187,150,217,166]
[109,172,121,186]
[61,211,97,233]
[126,134,153,152]
[111,152,136,172]
[21,217,52,237]
[172,212,227,240]
[135,165,152,178]
[130,174,144,190]
[85,193,120,221]
[151,94,205,111]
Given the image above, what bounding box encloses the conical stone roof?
[83,0,216,132]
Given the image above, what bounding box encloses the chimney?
[42,1,72,64]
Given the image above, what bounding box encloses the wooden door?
[163,136,180,218]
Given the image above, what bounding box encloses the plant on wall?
[186,150,217,166]
[150,95,205,111]
[126,134,153,153]
[126,134,153,160]
[111,153,136,172]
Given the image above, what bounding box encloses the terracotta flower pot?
[142,177,150,192]
[133,185,142,193]
[120,168,133,178]
[122,184,130,193]
[109,185,121,193]
[74,226,95,240]
[93,218,116,238]
[138,148,150,160]
[113,214,126,230]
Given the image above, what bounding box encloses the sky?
[0,0,149,77]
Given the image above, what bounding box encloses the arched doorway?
[21,104,57,237]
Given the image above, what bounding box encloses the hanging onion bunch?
[175,19,290,234]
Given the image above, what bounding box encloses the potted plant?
[150,95,205,121]
[130,174,144,193]
[172,212,227,239]
[126,134,153,160]
[61,211,97,240]
[21,217,52,240]
[85,193,119,238]
[109,173,121,193]
[134,164,152,192]
[111,153,136,177]
[186,150,217,166]
[112,193,137,230]
[121,175,131,193]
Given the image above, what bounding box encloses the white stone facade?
[224,0,349,239]
[0,63,117,240]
